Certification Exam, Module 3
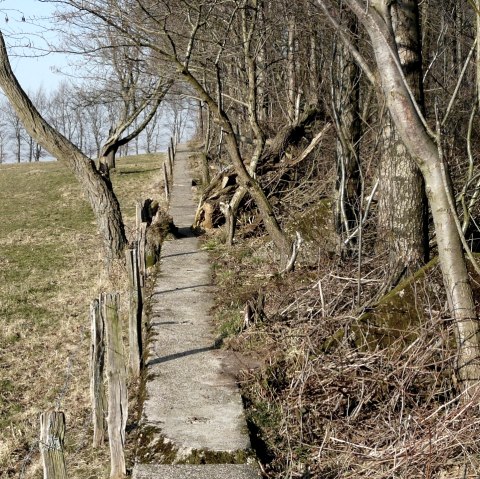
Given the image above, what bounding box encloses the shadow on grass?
[118,167,161,175]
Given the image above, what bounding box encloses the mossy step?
[133,463,260,479]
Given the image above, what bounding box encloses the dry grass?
[0,153,165,478]
[209,226,480,479]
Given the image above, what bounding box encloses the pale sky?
[0,0,69,92]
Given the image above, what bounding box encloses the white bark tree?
[337,0,480,396]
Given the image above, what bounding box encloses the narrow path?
[133,146,258,479]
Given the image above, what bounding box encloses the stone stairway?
[132,146,259,479]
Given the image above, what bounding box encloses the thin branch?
[441,38,477,128]
[316,0,376,85]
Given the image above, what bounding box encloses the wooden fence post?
[90,298,106,447]
[103,293,127,479]
[40,411,67,479]
[135,202,142,231]
[170,136,176,157]
[125,248,143,377]
[163,161,170,202]
[137,223,147,288]
[167,146,173,178]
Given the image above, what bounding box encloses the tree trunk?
[286,13,297,123]
[257,0,268,121]
[333,13,361,253]
[29,136,33,162]
[180,68,292,259]
[476,0,480,106]
[16,131,20,163]
[0,32,127,261]
[376,0,428,284]
[106,148,116,170]
[345,0,480,396]
[378,117,427,282]
[100,145,118,174]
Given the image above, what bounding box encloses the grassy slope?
[0,154,164,478]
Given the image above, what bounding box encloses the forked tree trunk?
[377,0,428,284]
[98,79,172,177]
[0,32,127,261]
[180,68,292,259]
[345,0,480,396]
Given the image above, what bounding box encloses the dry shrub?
[212,233,480,479]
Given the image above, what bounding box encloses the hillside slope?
[0,154,165,479]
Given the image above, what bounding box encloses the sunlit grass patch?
[0,153,165,478]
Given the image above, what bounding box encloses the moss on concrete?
[135,425,252,465]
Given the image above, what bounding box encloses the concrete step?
[132,146,255,476]
[133,464,260,479]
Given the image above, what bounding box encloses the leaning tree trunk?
[376,0,428,286]
[180,67,292,260]
[0,32,127,261]
[345,0,480,396]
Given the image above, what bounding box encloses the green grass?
[0,153,165,478]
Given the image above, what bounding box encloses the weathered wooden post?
[137,223,147,288]
[170,136,176,157]
[90,298,106,447]
[40,411,67,479]
[163,161,170,202]
[135,202,143,231]
[125,248,143,377]
[167,146,173,178]
[103,293,127,479]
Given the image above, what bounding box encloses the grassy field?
[0,154,165,478]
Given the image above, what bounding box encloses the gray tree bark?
[345,0,480,396]
[476,1,480,106]
[376,0,428,284]
[333,12,361,253]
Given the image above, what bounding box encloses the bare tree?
[318,0,480,396]
[60,0,293,259]
[2,99,24,162]
[94,42,173,173]
[52,12,174,174]
[0,32,127,261]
